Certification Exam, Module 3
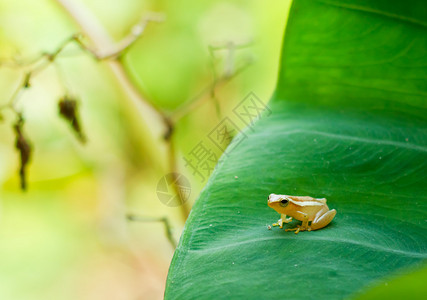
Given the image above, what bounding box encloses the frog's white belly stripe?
[292,201,324,207]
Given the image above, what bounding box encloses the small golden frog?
[268,194,336,234]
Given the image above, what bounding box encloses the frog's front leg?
[282,213,293,223]
[310,207,337,230]
[272,214,292,228]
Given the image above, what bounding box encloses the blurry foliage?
[0,0,289,299]
[355,264,427,300]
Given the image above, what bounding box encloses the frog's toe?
[285,226,301,234]
[300,225,309,231]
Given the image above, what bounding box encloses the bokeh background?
[0,0,290,299]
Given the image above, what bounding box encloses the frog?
[267,193,336,234]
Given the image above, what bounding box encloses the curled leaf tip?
[13,115,32,191]
[58,96,86,143]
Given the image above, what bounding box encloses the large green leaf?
[165,0,427,299]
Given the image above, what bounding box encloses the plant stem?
[54,0,168,142]
[54,0,191,220]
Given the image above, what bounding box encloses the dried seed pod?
[23,72,31,88]
[163,116,174,141]
[14,116,32,191]
[58,96,86,143]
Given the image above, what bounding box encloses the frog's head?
[268,193,291,213]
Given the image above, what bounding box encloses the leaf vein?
[275,129,427,153]
[188,236,427,258]
[316,0,427,28]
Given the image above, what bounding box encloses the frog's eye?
[280,199,289,207]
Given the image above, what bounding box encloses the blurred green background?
[0,0,290,299]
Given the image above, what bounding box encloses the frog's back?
[316,197,327,204]
[287,195,327,204]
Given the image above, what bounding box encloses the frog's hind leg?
[300,214,309,231]
[286,214,309,234]
[310,209,336,230]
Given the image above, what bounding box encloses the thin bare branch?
[54,0,191,221]
[73,13,165,60]
[166,133,191,219]
[127,214,177,249]
[170,60,253,123]
[0,72,31,112]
